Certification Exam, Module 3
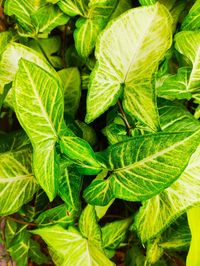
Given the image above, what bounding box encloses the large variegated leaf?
[31,4,69,34]
[33,225,114,266]
[0,134,38,215]
[0,42,57,107]
[182,0,200,30]
[58,67,81,118]
[86,3,172,131]
[85,130,200,205]
[13,59,65,201]
[158,32,200,101]
[134,102,200,243]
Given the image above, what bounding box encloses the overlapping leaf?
[85,128,200,205]
[86,3,172,131]
[13,59,65,200]
[33,225,114,266]
[158,31,200,101]
[0,133,38,216]
[134,102,200,243]
[58,67,81,117]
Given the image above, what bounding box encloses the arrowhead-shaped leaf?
[13,59,65,200]
[86,130,200,204]
[86,3,172,131]
[33,225,114,266]
[133,101,200,243]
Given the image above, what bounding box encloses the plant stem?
[7,217,37,227]
[117,100,132,135]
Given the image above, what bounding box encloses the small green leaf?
[60,136,103,172]
[0,134,38,216]
[31,4,69,34]
[58,67,81,118]
[8,227,30,266]
[29,36,63,68]
[74,0,117,58]
[182,0,200,30]
[102,217,132,250]
[35,204,77,226]
[33,225,114,266]
[58,164,82,211]
[13,59,65,201]
[84,170,114,206]
[158,31,200,101]
[29,239,49,265]
[86,3,172,131]
[79,205,102,250]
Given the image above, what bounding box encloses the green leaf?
[58,164,82,212]
[134,141,200,243]
[33,225,114,266]
[60,136,103,173]
[4,0,46,36]
[0,31,12,59]
[74,0,117,58]
[159,219,191,251]
[102,217,132,250]
[79,205,102,250]
[8,227,30,266]
[5,220,17,247]
[0,134,38,216]
[29,239,49,265]
[35,204,77,226]
[182,0,200,30]
[109,0,132,20]
[58,67,81,118]
[97,130,200,202]
[83,170,114,205]
[0,42,58,107]
[13,59,65,201]
[29,36,63,69]
[86,3,172,131]
[95,199,114,220]
[76,121,97,147]
[58,0,88,16]
[158,99,200,132]
[31,4,69,34]
[187,206,200,266]
[157,67,192,100]
[158,31,200,101]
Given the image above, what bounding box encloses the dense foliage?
[0,0,200,265]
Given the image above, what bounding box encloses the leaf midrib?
[114,131,198,173]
